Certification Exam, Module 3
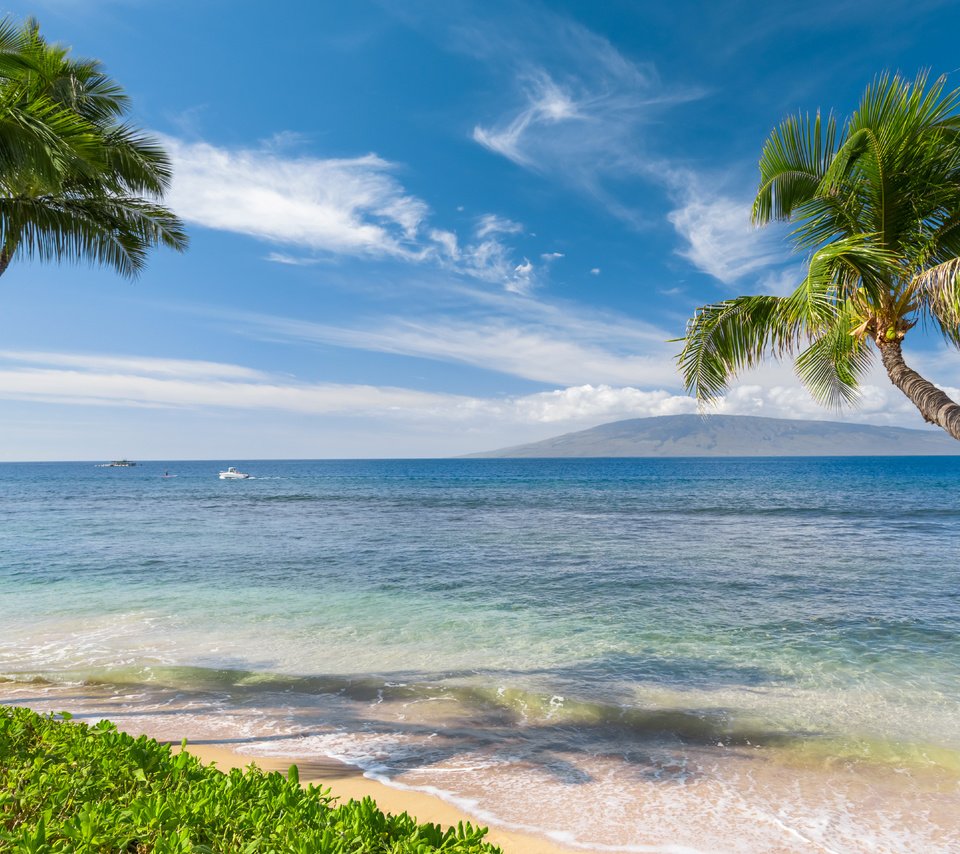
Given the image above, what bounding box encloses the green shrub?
[0,706,501,853]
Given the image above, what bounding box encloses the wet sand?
[174,741,573,854]
[0,686,575,854]
[4,681,960,852]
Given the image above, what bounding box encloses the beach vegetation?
[678,73,960,440]
[0,706,500,853]
[0,17,187,279]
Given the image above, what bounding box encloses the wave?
[4,665,958,776]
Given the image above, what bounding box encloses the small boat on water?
[219,466,250,480]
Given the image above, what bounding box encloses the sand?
[0,683,575,854]
[169,740,575,854]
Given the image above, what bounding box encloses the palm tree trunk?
[879,340,960,441]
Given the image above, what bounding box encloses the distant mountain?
[466,414,960,457]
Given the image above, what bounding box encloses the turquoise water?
[2,458,959,852]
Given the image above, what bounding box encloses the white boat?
[219,466,250,480]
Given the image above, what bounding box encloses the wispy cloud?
[473,70,585,168]
[0,350,269,381]
[447,8,797,286]
[0,350,944,436]
[658,164,798,286]
[666,191,784,284]
[264,252,322,266]
[163,135,552,293]
[456,224,539,294]
[475,214,524,238]
[163,137,429,259]
[0,351,464,415]
[242,314,680,387]
[472,64,689,194]
[459,9,700,220]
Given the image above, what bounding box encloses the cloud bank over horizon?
[0,349,949,460]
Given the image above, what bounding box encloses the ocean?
[1,457,958,852]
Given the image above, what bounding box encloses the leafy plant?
[0,705,501,853]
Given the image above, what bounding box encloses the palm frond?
[794,305,873,409]
[909,256,960,334]
[802,233,900,306]
[0,89,102,185]
[1,193,187,276]
[677,295,801,401]
[0,17,186,278]
[753,110,836,225]
[95,124,173,195]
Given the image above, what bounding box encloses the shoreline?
[0,688,578,854]
[5,679,960,853]
[171,740,577,854]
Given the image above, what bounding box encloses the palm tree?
[0,17,187,279]
[677,73,960,440]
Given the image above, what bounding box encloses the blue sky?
[2,0,959,459]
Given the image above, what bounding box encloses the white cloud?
[428,228,460,259]
[163,137,429,259]
[0,350,953,460]
[451,219,546,292]
[502,385,697,422]
[163,134,544,293]
[590,268,601,275]
[238,313,681,387]
[666,179,785,284]
[0,353,464,416]
[473,71,584,168]
[465,16,700,222]
[265,252,321,266]
[475,214,524,239]
[510,259,534,294]
[0,350,269,380]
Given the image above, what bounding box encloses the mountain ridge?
[466,414,960,457]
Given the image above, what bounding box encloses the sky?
[2,0,960,460]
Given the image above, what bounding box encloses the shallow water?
[2,457,959,851]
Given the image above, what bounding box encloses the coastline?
[4,671,960,853]
[0,686,577,854]
[174,740,575,854]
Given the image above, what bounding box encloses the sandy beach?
[175,740,573,854]
[0,684,575,854]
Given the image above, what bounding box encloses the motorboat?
[219,466,250,480]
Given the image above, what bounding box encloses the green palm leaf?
[794,304,873,409]
[678,72,960,439]
[0,15,186,278]
[678,295,798,401]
